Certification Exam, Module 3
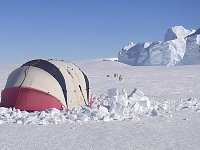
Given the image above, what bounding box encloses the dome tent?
[1,59,90,111]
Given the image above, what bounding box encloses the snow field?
[1,60,200,149]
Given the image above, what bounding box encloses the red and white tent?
[1,59,90,111]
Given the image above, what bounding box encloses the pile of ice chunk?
[176,98,200,112]
[105,88,170,119]
[0,88,172,125]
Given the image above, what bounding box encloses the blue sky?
[0,0,199,64]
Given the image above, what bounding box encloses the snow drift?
[118,26,200,66]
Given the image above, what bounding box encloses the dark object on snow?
[119,75,122,81]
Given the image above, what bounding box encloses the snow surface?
[118,26,199,66]
[1,60,200,149]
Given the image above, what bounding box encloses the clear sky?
[0,0,199,64]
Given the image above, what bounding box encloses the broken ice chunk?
[107,88,119,98]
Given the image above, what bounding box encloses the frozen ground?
[77,60,200,101]
[0,60,200,150]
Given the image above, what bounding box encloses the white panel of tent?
[49,60,88,108]
[5,66,66,107]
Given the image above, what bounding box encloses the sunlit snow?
[0,60,200,149]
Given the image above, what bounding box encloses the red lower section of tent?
[1,86,64,111]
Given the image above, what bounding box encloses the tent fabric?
[1,86,63,110]
[1,59,90,111]
[22,59,68,107]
